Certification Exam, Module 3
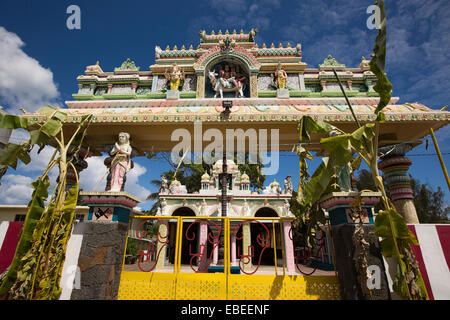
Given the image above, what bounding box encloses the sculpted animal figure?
[208,70,245,98]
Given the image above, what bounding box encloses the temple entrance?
[168,207,196,265]
[252,208,280,266]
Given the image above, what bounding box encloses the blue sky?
[0,0,449,210]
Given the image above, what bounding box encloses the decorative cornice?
[115,58,140,72]
[319,55,345,69]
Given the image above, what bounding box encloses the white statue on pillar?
[242,199,251,217]
[160,198,168,215]
[109,132,132,192]
[200,199,208,216]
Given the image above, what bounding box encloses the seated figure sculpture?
[208,63,245,98]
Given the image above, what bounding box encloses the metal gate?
[117,216,340,300]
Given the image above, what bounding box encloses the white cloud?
[0,26,61,114]
[0,174,34,204]
[18,146,56,172]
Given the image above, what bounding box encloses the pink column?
[283,221,295,274]
[213,246,218,266]
[198,221,208,270]
[231,233,237,266]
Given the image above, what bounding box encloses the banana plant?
[0,106,92,299]
[293,0,428,300]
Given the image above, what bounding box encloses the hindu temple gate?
[18,29,449,300]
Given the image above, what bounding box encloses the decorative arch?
[194,46,260,98]
[171,206,198,216]
[253,205,280,217]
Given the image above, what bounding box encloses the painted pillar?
[298,74,306,90]
[213,244,219,265]
[283,221,295,274]
[250,74,258,98]
[378,143,420,224]
[242,222,252,272]
[71,191,140,300]
[319,191,390,300]
[196,73,205,98]
[231,233,237,266]
[151,75,158,92]
[347,80,353,91]
[131,82,138,93]
[155,223,168,270]
[198,221,208,270]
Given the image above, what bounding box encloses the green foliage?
[375,209,428,299]
[369,0,392,114]
[126,238,140,256]
[0,106,92,300]
[411,178,450,223]
[0,174,50,297]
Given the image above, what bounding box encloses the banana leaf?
[0,175,50,297]
[36,106,67,123]
[370,0,392,114]
[298,116,335,142]
[374,209,418,254]
[0,143,31,169]
[0,113,30,130]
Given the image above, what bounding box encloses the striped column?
[379,144,419,224]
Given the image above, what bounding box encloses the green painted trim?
[289,90,311,97]
[258,90,277,98]
[147,92,166,99]
[72,93,95,100]
[179,91,197,99]
[320,90,359,97]
[103,93,137,100]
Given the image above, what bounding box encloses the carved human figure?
[284,175,293,194]
[160,175,169,193]
[231,66,246,89]
[164,62,184,90]
[200,199,208,216]
[109,132,132,192]
[284,199,293,217]
[274,63,287,89]
[219,64,236,89]
[242,199,250,217]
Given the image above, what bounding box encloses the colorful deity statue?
[274,62,287,89]
[219,64,236,89]
[160,175,169,193]
[231,66,246,90]
[284,175,293,194]
[164,62,185,90]
[109,132,132,192]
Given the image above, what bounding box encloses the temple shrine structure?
[2,29,449,300]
